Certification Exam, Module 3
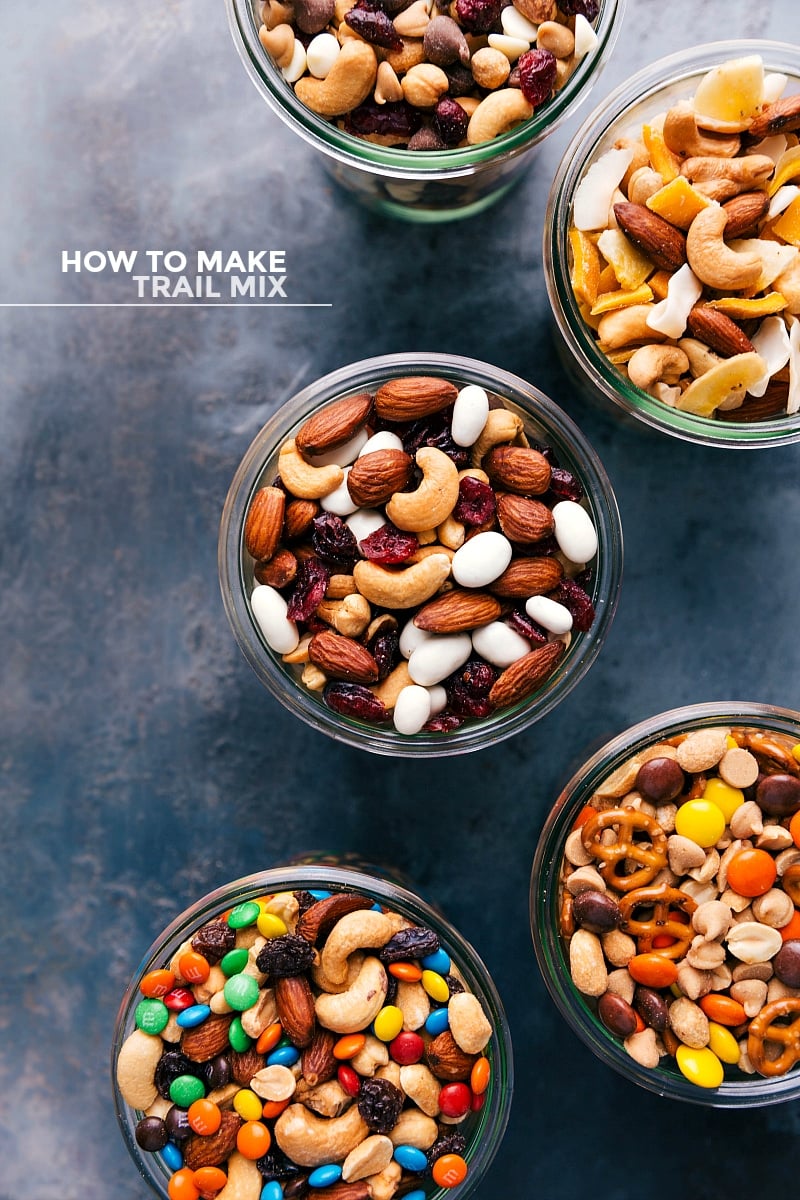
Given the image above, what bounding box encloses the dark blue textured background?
[2,2,800,1197]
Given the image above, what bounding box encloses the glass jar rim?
[544,39,800,449]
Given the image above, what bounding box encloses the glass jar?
[224,0,624,222]
[112,863,513,1198]
[531,702,800,1106]
[544,40,800,448]
[218,352,623,757]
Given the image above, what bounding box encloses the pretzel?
[581,808,668,892]
[748,997,800,1077]
[617,885,697,959]
[782,865,800,906]
[741,730,800,777]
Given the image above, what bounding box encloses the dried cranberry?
[454,0,501,33]
[424,713,464,733]
[433,97,469,146]
[402,413,469,468]
[369,627,400,679]
[255,934,316,978]
[447,659,497,718]
[345,100,422,139]
[453,476,496,525]
[508,609,548,645]
[381,925,440,963]
[552,577,595,632]
[359,524,419,565]
[191,920,236,964]
[548,466,584,503]
[517,48,557,108]
[357,1077,404,1133]
[560,0,599,19]
[574,566,594,592]
[344,4,404,49]
[323,682,389,723]
[459,659,497,696]
[286,556,330,622]
[311,513,357,569]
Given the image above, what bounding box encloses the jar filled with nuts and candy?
[224,0,624,220]
[544,40,800,446]
[531,703,800,1106]
[218,353,622,756]
[112,864,512,1199]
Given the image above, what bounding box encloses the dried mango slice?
[646,176,712,230]
[648,270,673,301]
[675,352,767,416]
[643,124,681,183]
[707,293,788,319]
[569,228,602,306]
[769,145,800,196]
[590,284,655,316]
[578,301,602,331]
[597,228,654,291]
[771,195,800,246]
[607,348,639,365]
[597,264,619,294]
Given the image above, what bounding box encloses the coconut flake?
[573,147,634,231]
[652,382,681,407]
[768,185,800,219]
[788,316,800,415]
[753,134,789,166]
[574,14,598,60]
[763,72,789,105]
[729,239,799,292]
[646,264,703,339]
[748,315,792,397]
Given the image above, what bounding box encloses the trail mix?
[569,54,800,420]
[242,375,600,737]
[116,887,496,1199]
[559,722,800,1089]
[257,0,601,149]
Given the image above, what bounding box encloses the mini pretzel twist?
[748,997,800,1077]
[581,808,669,892]
[617,884,698,959]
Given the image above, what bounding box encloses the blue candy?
[307,1164,343,1188]
[370,903,383,912]
[425,1007,450,1036]
[267,1044,301,1067]
[161,1142,183,1171]
[421,948,451,975]
[308,889,332,900]
[393,1145,428,1172]
[402,1192,426,1200]
[176,1004,211,1029]
[260,1183,283,1200]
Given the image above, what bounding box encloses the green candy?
[220,948,249,977]
[227,901,261,930]
[228,1016,253,1053]
[223,973,260,1012]
[134,998,169,1035]
[169,1074,205,1107]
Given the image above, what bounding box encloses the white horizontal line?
[0,303,333,308]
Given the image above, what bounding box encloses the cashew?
[316,593,371,637]
[395,980,430,1031]
[278,439,344,499]
[399,1064,441,1116]
[682,154,774,191]
[206,1082,241,1108]
[301,662,327,691]
[353,553,451,609]
[393,0,430,36]
[437,513,466,550]
[388,1108,439,1149]
[326,574,357,599]
[116,1029,163,1109]
[294,1078,352,1117]
[145,1096,172,1120]
[406,543,455,564]
[448,992,492,1054]
[262,0,295,30]
[350,1034,390,1077]
[470,408,524,466]
[775,257,800,314]
[627,166,664,206]
[192,963,226,1005]
[676,963,714,1000]
[321,911,402,986]
[730,979,769,1017]
[377,1061,403,1092]
[216,1152,261,1200]
[315,955,388,1033]
[627,344,690,392]
[294,40,378,117]
[368,1162,403,1200]
[161,1015,182,1044]
[274,1102,369,1168]
[283,634,312,665]
[596,305,669,350]
[686,205,763,290]
[467,88,533,145]
[729,800,764,840]
[369,660,413,710]
[384,447,459,532]
[313,950,365,996]
[374,61,403,106]
[663,102,741,159]
[678,336,725,379]
[259,23,296,69]
[342,1134,394,1182]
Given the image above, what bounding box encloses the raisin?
[257,1148,304,1182]
[454,0,501,33]
[345,100,422,139]
[552,578,595,632]
[427,1131,467,1167]
[517,48,557,108]
[286,556,330,622]
[294,890,318,917]
[424,713,464,733]
[357,1077,404,1133]
[311,513,357,569]
[359,524,419,565]
[508,609,548,646]
[323,682,390,723]
[345,3,404,49]
[380,925,440,963]
[385,971,398,1006]
[445,973,465,996]
[154,1051,204,1100]
[255,934,316,978]
[369,627,400,679]
[560,0,599,18]
[433,97,470,146]
[191,920,236,965]
[453,476,496,525]
[548,466,584,503]
[402,413,469,468]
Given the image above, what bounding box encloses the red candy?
[389,1032,425,1065]
[337,1064,360,1097]
[438,1082,472,1118]
[163,987,195,1012]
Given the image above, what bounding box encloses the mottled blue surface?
[2,2,800,1198]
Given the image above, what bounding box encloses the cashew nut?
[627,166,664,206]
[399,1064,441,1116]
[775,256,800,314]
[437,513,465,550]
[321,910,402,986]
[313,950,365,996]
[467,88,533,144]
[470,408,524,466]
[388,1108,439,1149]
[294,40,377,117]
[293,1078,352,1117]
[685,206,762,290]
[315,955,388,1033]
[374,61,403,106]
[678,336,725,378]
[274,1102,369,1168]
[368,1162,403,1200]
[350,1034,390,1077]
[627,344,690,392]
[278,439,344,499]
[116,1029,163,1109]
[259,23,296,69]
[240,986,278,1038]
[215,1152,261,1200]
[681,154,774,191]
[385,447,459,532]
[369,660,413,711]
[663,102,741,159]
[353,553,451,609]
[596,305,669,350]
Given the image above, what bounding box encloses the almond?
[308,1184,369,1200]
[425,1030,477,1081]
[255,547,298,589]
[308,630,380,683]
[613,202,688,272]
[718,380,789,422]
[488,639,566,708]
[180,1013,234,1062]
[284,498,320,541]
[374,376,458,421]
[301,1026,338,1086]
[496,493,555,543]
[244,486,286,562]
[686,306,756,358]
[295,392,374,456]
[183,1110,242,1170]
[747,94,800,141]
[413,589,501,633]
[484,446,551,495]
[229,1047,267,1085]
[275,974,317,1048]
[296,892,375,945]
[346,449,414,507]
[721,190,769,239]
[489,555,563,598]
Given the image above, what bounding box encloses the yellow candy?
[675,798,726,848]
[421,970,450,1003]
[726,735,739,749]
[703,777,744,823]
[234,1089,264,1121]
[707,1022,740,1065]
[373,1005,404,1042]
[792,743,800,765]
[257,912,288,939]
[676,1044,725,1089]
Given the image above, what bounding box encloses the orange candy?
[178,951,211,984]
[726,848,777,898]
[256,1021,283,1055]
[261,1098,290,1119]
[140,969,176,998]
[237,1121,271,1159]
[432,1154,469,1188]
[470,1057,491,1095]
[333,1034,367,1060]
[168,1169,200,1200]
[699,994,747,1026]
[188,1099,222,1136]
[780,909,800,941]
[572,804,597,830]
[790,810,800,849]
[628,954,679,989]
[388,962,423,982]
[192,1167,228,1194]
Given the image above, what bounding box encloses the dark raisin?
[454,0,502,33]
[381,926,440,963]
[255,934,316,978]
[508,609,548,645]
[357,1077,404,1133]
[445,973,465,996]
[359,524,419,564]
[323,682,390,723]
[423,713,464,733]
[345,100,422,138]
[574,566,594,592]
[311,514,357,569]
[401,413,469,468]
[286,556,330,622]
[385,971,399,1006]
[453,477,496,525]
[517,48,557,108]
[191,920,236,965]
[428,1131,467,1167]
[551,577,595,632]
[433,97,470,146]
[154,1051,204,1100]
[257,1148,304,1182]
[345,4,404,49]
[294,890,318,917]
[548,466,584,503]
[560,0,599,18]
[369,627,400,679]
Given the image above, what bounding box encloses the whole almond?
[284,498,320,541]
[489,556,563,598]
[747,94,800,141]
[244,486,285,562]
[374,376,458,421]
[346,449,414,507]
[275,974,317,1048]
[488,639,566,708]
[686,306,756,358]
[719,381,789,422]
[296,892,375,945]
[230,1047,267,1085]
[183,1110,242,1170]
[721,190,769,238]
[308,630,380,683]
[180,1013,234,1062]
[413,589,501,633]
[255,547,298,589]
[484,446,551,495]
[301,1026,338,1086]
[295,392,373,456]
[613,202,688,272]
[496,494,555,543]
[307,1184,369,1200]
[425,1030,477,1081]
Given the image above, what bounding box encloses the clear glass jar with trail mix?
[218,353,622,757]
[224,0,623,221]
[544,41,800,447]
[531,703,800,1106]
[112,865,512,1200]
